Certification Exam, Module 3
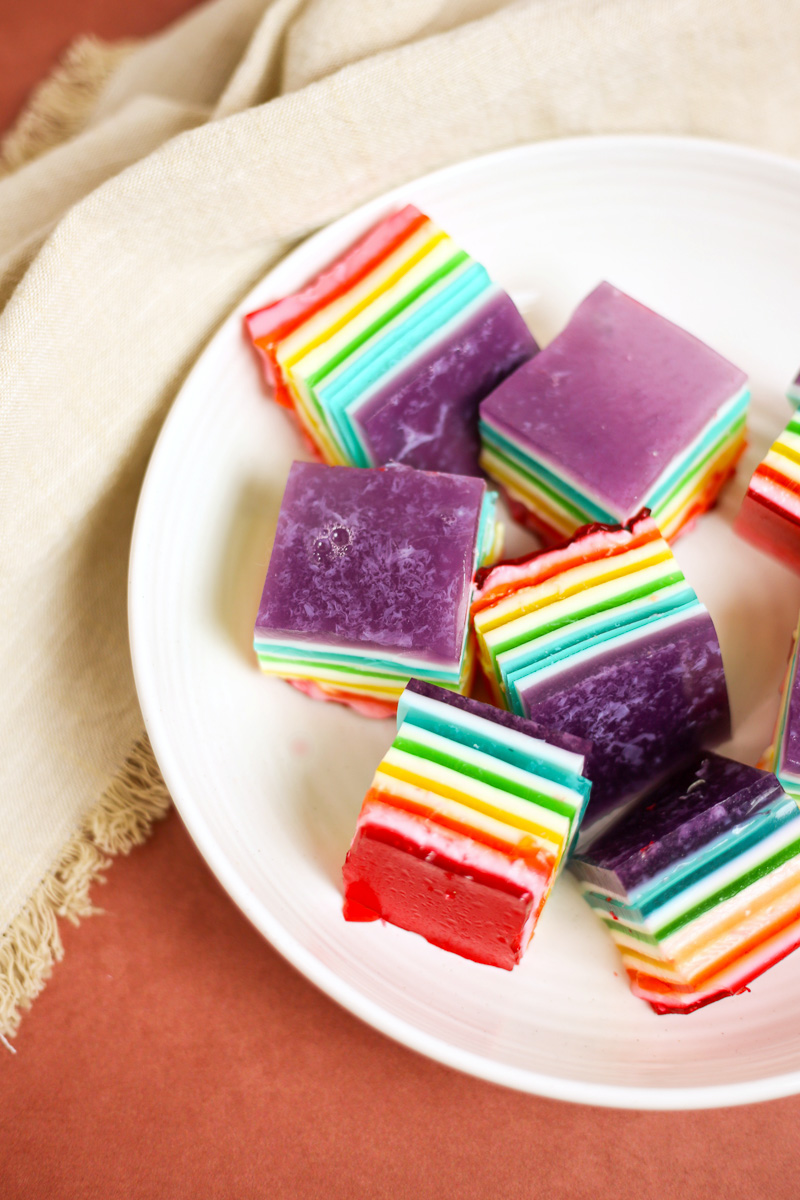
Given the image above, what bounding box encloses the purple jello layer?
[402,679,591,760]
[516,612,731,823]
[479,282,747,517]
[356,291,537,478]
[255,461,486,663]
[575,753,783,892]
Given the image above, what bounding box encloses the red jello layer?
[472,508,660,611]
[342,823,537,970]
[735,489,800,574]
[363,788,557,875]
[287,678,397,718]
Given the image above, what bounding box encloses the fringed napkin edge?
[0,734,171,1046]
[1,38,171,1046]
[0,34,138,177]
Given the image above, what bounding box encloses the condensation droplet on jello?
[312,537,336,567]
[329,523,352,549]
[310,522,353,566]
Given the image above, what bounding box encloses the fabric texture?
[1,0,800,1040]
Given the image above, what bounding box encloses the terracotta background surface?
[2,4,800,1197]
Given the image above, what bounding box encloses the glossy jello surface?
[354,291,535,476]
[517,611,730,822]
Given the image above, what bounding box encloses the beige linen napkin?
[2,0,799,1043]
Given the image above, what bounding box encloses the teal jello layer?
[396,686,591,859]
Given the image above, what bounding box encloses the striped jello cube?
[342,680,591,968]
[471,511,730,828]
[571,753,800,1014]
[245,205,537,477]
[253,462,501,717]
[479,282,749,543]
[736,409,800,573]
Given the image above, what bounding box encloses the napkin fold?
[2,0,800,1042]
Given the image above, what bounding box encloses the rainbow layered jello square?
[471,512,730,827]
[571,753,800,1014]
[735,410,800,573]
[253,462,500,716]
[245,205,538,477]
[479,282,749,543]
[342,680,591,968]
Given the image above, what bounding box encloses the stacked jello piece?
[736,408,800,573]
[342,680,592,968]
[471,511,730,827]
[246,205,537,476]
[479,282,749,542]
[571,753,800,1013]
[253,461,499,716]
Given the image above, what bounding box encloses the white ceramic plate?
[129,136,800,1109]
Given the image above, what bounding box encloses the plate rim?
[129,132,800,1110]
